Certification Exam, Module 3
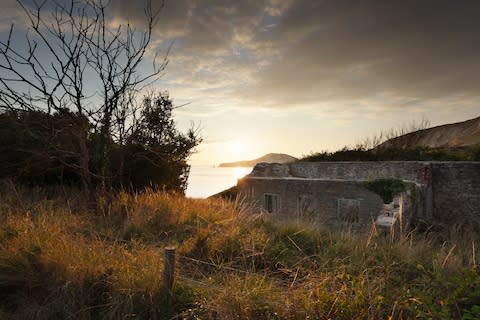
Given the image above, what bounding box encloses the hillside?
[377,116,480,149]
[0,184,479,319]
[219,152,297,167]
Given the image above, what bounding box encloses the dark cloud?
[241,0,480,106]
[110,0,192,39]
[111,0,269,52]
[109,0,480,110]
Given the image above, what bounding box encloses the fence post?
[163,246,176,295]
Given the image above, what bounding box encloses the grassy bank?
[0,181,479,319]
[301,146,480,162]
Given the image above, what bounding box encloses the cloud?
[6,0,477,116]
[110,0,191,39]
[234,1,480,108]
[109,0,275,113]
[0,0,35,32]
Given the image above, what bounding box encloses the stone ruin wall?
[431,163,480,226]
[238,177,384,226]
[238,161,480,227]
[250,161,428,183]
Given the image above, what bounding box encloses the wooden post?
[163,246,176,294]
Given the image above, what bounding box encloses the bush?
[0,93,201,194]
[301,146,479,162]
[364,178,409,203]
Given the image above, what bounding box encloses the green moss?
[364,178,408,203]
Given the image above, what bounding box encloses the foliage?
[0,0,201,198]
[121,93,200,192]
[0,109,89,185]
[302,146,480,162]
[0,93,200,193]
[0,183,479,319]
[364,178,409,203]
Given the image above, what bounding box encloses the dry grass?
[0,181,479,319]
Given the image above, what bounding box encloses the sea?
[186,166,253,198]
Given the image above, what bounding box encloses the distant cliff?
[219,153,297,167]
[377,116,480,149]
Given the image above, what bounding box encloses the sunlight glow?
[233,167,251,181]
[228,140,246,155]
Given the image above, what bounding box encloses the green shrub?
[364,178,408,203]
[301,146,480,162]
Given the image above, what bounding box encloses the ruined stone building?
[237,162,480,229]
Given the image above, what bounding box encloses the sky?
[1,0,480,165]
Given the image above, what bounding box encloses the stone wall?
[239,161,480,227]
[237,177,384,226]
[250,161,429,183]
[431,162,480,225]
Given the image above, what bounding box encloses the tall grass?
[0,182,479,319]
[356,117,431,150]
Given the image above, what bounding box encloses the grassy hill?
[303,116,480,162]
[377,116,480,149]
[0,182,479,319]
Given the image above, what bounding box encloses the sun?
[228,140,246,155]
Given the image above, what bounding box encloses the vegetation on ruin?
[0,182,479,319]
[363,178,410,204]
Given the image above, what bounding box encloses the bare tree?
[0,0,167,201]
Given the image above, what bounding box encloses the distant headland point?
[218,153,298,167]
